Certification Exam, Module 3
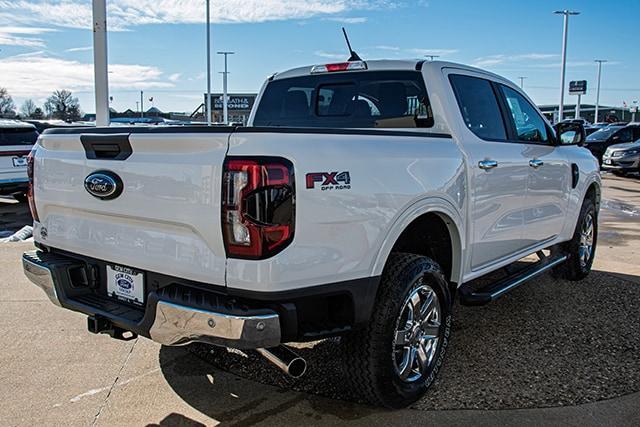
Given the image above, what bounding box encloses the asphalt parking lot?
[1,174,639,426]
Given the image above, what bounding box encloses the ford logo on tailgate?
[84,171,123,200]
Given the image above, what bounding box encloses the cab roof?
[0,119,37,130]
[271,59,508,83]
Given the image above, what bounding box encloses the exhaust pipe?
[257,346,307,378]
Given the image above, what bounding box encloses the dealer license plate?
[106,265,145,306]
[12,157,27,167]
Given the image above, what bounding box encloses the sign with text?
[569,80,587,95]
[204,94,257,111]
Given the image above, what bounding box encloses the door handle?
[529,159,544,169]
[478,159,498,170]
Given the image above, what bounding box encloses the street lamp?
[594,59,607,124]
[518,76,527,89]
[217,51,235,125]
[554,10,580,122]
[92,0,110,126]
[205,0,212,126]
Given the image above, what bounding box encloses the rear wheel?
[341,253,452,408]
[553,197,597,281]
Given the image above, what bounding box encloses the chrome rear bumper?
[22,250,281,349]
[149,301,280,347]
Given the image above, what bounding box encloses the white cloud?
[314,50,348,59]
[0,1,394,30]
[374,45,401,51]
[0,53,174,98]
[0,26,56,47]
[326,16,367,24]
[168,73,181,82]
[406,48,459,57]
[65,46,93,52]
[472,53,559,67]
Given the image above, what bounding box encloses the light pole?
[140,90,144,118]
[554,10,580,122]
[205,0,213,125]
[518,76,527,89]
[594,59,607,124]
[217,51,235,125]
[92,0,110,126]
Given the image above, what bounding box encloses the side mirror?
[554,122,585,146]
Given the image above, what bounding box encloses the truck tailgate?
[34,129,230,286]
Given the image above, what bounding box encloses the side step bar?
[459,252,568,306]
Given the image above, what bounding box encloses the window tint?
[500,85,550,143]
[0,128,38,146]
[253,71,433,128]
[615,127,633,143]
[449,74,506,140]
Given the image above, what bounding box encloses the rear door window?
[0,128,38,146]
[253,71,433,128]
[449,74,507,140]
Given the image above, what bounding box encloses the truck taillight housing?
[222,157,295,259]
[27,149,39,222]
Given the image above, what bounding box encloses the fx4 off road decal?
[306,171,351,191]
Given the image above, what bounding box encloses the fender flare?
[371,196,465,284]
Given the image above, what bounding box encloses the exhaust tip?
[287,358,307,378]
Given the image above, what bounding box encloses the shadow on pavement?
[158,345,379,426]
[159,270,640,416]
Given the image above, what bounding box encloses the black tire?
[552,197,597,281]
[341,253,452,408]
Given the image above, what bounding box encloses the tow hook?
[87,315,137,341]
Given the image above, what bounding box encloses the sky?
[0,0,639,115]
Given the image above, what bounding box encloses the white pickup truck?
[22,60,600,408]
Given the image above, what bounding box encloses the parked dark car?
[584,123,640,164]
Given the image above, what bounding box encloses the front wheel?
[341,253,452,408]
[553,197,597,281]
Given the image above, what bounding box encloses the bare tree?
[31,108,44,120]
[0,87,16,117]
[44,90,82,121]
[20,99,38,118]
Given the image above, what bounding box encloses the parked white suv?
[22,60,600,408]
[0,119,38,201]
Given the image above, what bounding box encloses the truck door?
[448,73,531,271]
[496,84,570,246]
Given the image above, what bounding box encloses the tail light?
[222,157,295,259]
[27,149,39,222]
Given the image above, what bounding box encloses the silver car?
[602,138,640,175]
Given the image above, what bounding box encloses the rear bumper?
[22,248,379,348]
[22,250,281,348]
[602,154,640,171]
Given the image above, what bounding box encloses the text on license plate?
[107,265,145,305]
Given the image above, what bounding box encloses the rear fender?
[371,197,465,284]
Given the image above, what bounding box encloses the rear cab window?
[253,71,433,128]
[0,127,39,146]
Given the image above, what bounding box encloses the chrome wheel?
[393,282,441,383]
[579,212,594,268]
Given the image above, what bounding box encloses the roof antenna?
[342,27,362,61]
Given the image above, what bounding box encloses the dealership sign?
[204,94,256,111]
[569,80,587,95]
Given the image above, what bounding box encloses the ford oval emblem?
[84,170,123,200]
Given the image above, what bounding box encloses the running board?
[459,253,568,306]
